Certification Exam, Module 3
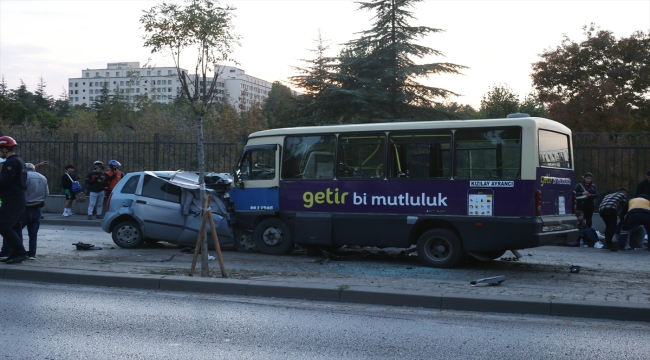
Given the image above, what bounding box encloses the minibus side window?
[454,128,521,179]
[338,133,385,179]
[388,131,451,179]
[282,135,336,180]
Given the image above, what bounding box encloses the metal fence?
[16,132,650,196]
[573,133,650,196]
[19,134,243,194]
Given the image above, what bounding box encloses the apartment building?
[68,62,272,110]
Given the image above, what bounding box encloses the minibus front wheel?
[253,217,294,255]
[416,229,462,268]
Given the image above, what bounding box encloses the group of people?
[0,136,49,264]
[574,171,650,251]
[0,134,126,264]
[60,159,125,219]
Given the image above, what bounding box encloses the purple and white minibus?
[230,115,578,268]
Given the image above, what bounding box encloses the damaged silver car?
[101,171,252,250]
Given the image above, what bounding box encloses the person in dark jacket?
[597,188,628,251]
[0,136,28,264]
[575,172,598,227]
[634,171,650,198]
[61,165,78,217]
[85,164,106,220]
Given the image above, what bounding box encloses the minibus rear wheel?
[416,229,462,268]
[253,217,294,255]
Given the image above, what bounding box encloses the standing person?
[104,160,125,194]
[0,136,28,264]
[620,194,650,250]
[85,164,106,220]
[575,172,598,227]
[597,188,628,251]
[635,171,650,198]
[22,163,49,260]
[61,165,78,217]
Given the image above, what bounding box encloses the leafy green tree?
[141,0,241,276]
[531,24,650,132]
[478,84,520,118]
[331,0,467,122]
[432,101,477,120]
[518,92,547,118]
[477,85,547,119]
[264,81,297,128]
[9,81,37,114]
[0,93,28,125]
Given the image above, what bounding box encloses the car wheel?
[416,229,462,268]
[112,221,144,249]
[253,218,293,255]
[234,229,256,252]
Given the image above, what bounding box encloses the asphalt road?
[2,280,649,360]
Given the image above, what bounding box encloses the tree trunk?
[196,114,209,277]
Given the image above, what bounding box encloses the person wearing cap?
[0,136,29,264]
[575,172,598,228]
[635,171,650,198]
[20,163,49,260]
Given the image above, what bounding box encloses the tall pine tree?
[336,0,467,122]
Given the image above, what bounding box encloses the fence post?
[73,133,79,169]
[154,133,160,171]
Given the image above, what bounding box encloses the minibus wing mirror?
[232,165,244,189]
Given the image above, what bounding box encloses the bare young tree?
[141,0,241,276]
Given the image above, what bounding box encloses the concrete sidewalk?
[4,215,649,323]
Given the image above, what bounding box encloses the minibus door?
[230,144,280,218]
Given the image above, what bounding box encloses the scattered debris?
[500,256,519,262]
[569,265,581,273]
[470,275,506,286]
[72,242,102,250]
[159,254,177,262]
[320,249,368,261]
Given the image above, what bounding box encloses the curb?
[2,266,649,322]
[41,218,102,227]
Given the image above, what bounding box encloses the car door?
[133,174,185,241]
[230,144,280,214]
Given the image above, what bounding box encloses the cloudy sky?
[1,0,648,109]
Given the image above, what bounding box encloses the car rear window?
[120,176,139,194]
[142,175,182,203]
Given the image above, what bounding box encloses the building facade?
[68,62,272,111]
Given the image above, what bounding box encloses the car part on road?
[470,275,506,286]
[416,229,463,268]
[112,221,144,248]
[253,217,293,255]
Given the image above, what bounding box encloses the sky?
[1,0,649,110]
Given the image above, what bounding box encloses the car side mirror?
[232,165,244,189]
